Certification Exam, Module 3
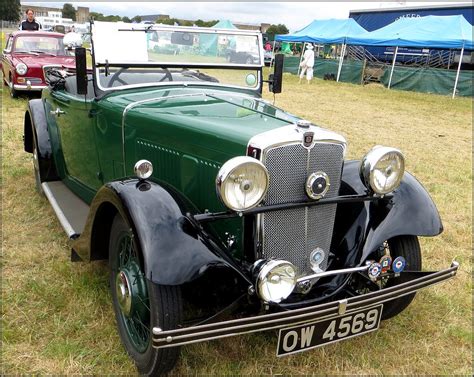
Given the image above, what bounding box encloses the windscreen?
[14,35,67,56]
[92,21,262,67]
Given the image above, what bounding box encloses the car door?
[48,88,102,200]
[1,35,14,84]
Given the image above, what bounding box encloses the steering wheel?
[107,67,128,87]
[158,68,173,82]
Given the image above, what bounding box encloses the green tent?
[200,20,237,55]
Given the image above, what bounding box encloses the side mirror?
[75,47,88,95]
[269,54,284,94]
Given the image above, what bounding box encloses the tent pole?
[269,41,276,70]
[297,42,306,76]
[452,45,464,99]
[336,43,346,82]
[388,46,399,89]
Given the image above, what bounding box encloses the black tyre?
[109,214,183,376]
[381,235,422,320]
[32,142,44,195]
[9,75,18,98]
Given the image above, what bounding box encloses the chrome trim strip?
[41,182,78,239]
[152,262,458,348]
[297,265,370,283]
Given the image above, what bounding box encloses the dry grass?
[1,69,472,375]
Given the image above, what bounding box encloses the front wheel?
[109,214,183,375]
[381,235,422,320]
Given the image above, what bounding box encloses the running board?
[42,181,90,239]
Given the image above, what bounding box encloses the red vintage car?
[1,31,76,98]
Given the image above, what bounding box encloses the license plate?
[277,305,383,356]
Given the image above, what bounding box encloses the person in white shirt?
[299,44,315,84]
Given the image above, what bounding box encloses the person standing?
[299,44,315,84]
[20,9,42,31]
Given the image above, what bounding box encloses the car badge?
[379,255,392,274]
[305,171,330,200]
[368,262,382,281]
[392,256,406,273]
[303,132,314,148]
[309,247,325,273]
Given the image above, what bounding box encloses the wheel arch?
[332,160,443,265]
[24,99,58,181]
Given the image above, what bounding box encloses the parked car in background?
[23,21,458,376]
[1,31,75,98]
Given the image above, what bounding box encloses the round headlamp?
[216,156,269,211]
[16,63,28,76]
[255,260,297,303]
[360,146,405,195]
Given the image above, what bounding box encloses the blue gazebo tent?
[346,15,473,49]
[274,19,369,81]
[276,18,368,44]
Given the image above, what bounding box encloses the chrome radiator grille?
[261,142,344,275]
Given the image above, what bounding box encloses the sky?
[21,1,471,31]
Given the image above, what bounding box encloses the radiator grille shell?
[260,142,344,275]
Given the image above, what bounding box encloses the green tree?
[122,16,131,23]
[62,3,76,21]
[266,24,289,41]
[0,0,21,22]
[90,12,105,21]
[131,15,142,23]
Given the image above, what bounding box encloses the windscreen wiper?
[30,50,57,56]
[15,50,39,56]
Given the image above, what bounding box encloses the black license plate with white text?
[277,305,383,356]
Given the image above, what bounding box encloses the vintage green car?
[24,21,458,375]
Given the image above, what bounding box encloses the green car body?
[43,83,300,258]
[22,22,457,376]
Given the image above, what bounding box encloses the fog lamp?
[254,260,297,303]
[216,156,269,211]
[134,160,153,180]
[360,146,405,195]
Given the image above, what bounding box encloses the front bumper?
[152,261,459,349]
[13,83,48,91]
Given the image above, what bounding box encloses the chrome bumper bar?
[13,84,47,91]
[152,261,459,349]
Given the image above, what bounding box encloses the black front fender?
[72,179,251,287]
[333,160,443,264]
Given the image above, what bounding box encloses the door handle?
[50,107,66,117]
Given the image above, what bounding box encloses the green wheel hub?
[116,233,150,353]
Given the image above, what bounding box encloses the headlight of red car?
[15,63,28,75]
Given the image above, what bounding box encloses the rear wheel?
[381,235,422,320]
[32,142,44,195]
[109,214,183,375]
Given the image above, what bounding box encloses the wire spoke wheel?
[114,232,150,353]
[109,214,183,375]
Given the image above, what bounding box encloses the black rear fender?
[24,99,58,181]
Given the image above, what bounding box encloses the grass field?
[1,69,472,375]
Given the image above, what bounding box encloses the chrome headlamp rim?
[216,156,269,212]
[255,259,297,303]
[360,146,405,195]
[16,63,28,75]
[134,159,153,180]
